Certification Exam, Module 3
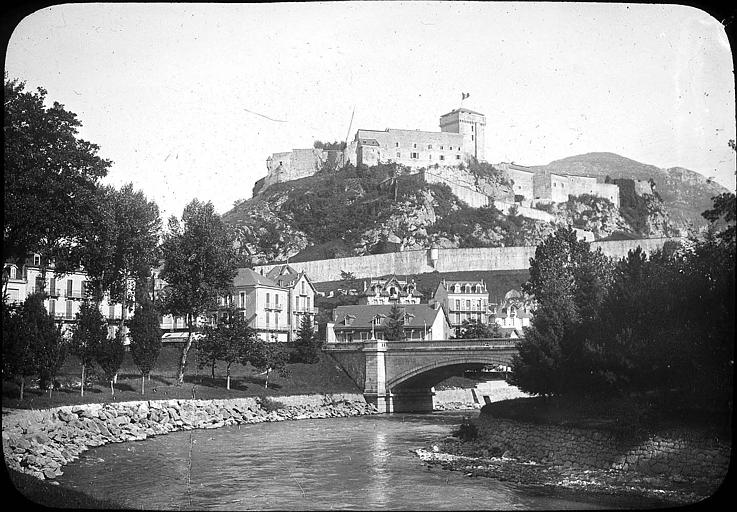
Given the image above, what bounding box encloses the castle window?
[440,155,445,161]
[440,146,444,150]
[395,142,399,147]
[456,155,461,160]
[429,154,432,159]
[427,144,432,150]
[396,152,401,158]
[413,143,417,148]
[471,135,474,141]
[449,146,453,150]
[411,152,418,159]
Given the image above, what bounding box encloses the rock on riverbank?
[2,394,377,481]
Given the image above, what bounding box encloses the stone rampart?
[2,393,376,481]
[474,417,730,480]
[256,237,683,283]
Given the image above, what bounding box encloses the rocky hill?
[529,152,729,230]
[224,154,726,265]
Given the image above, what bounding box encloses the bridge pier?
[392,388,435,413]
[363,339,392,412]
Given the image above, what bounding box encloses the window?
[471,125,474,132]
[466,299,471,310]
[471,135,474,141]
[33,255,40,266]
[275,312,279,329]
[413,143,417,148]
[109,305,115,319]
[67,279,73,297]
[50,278,56,295]
[240,292,245,308]
[275,294,279,306]
[455,299,460,310]
[301,281,305,295]
[306,297,311,311]
[266,311,270,326]
[266,292,270,306]
[411,152,418,159]
[49,299,56,316]
[395,142,399,147]
[66,300,73,319]
[449,146,453,150]
[456,155,461,160]
[396,152,401,158]
[440,146,444,150]
[427,144,432,149]
[440,155,445,161]
[428,154,432,159]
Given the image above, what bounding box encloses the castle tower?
[439,108,486,163]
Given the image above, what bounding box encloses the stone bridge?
[324,338,519,412]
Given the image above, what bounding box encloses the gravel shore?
[413,438,721,506]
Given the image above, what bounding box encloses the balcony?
[48,288,61,298]
[264,303,283,311]
[294,307,317,315]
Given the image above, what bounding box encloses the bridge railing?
[323,338,519,351]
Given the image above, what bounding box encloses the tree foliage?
[510,227,613,396]
[383,303,406,341]
[455,319,503,339]
[3,77,111,270]
[96,330,126,397]
[21,294,67,393]
[292,315,322,364]
[2,301,35,400]
[128,295,162,393]
[199,307,258,389]
[159,199,238,384]
[249,342,289,389]
[70,301,108,396]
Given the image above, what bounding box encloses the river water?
[55,412,658,510]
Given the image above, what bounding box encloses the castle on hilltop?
[254,107,643,211]
[255,108,486,195]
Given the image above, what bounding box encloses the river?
[55,411,661,510]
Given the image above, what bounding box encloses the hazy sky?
[5,2,735,221]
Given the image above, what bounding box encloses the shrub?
[259,395,285,412]
[455,417,479,441]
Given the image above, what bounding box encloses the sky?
[5,2,735,221]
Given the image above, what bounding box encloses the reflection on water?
[55,413,655,510]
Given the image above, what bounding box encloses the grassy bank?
[2,344,361,410]
[480,395,732,438]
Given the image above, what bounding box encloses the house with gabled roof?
[327,303,450,343]
[358,275,422,305]
[226,267,290,342]
[265,264,318,342]
[431,278,492,335]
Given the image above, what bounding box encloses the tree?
[19,294,67,396]
[159,200,238,384]
[249,341,289,390]
[383,303,406,341]
[292,315,322,364]
[339,270,358,295]
[510,227,613,396]
[128,297,162,394]
[96,330,126,397]
[70,301,107,396]
[200,307,258,389]
[3,78,110,277]
[2,300,34,400]
[456,319,503,339]
[80,184,161,336]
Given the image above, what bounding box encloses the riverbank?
[416,396,731,507]
[2,393,378,483]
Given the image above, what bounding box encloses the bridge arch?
[386,355,513,390]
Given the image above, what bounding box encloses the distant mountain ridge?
[528,152,729,228]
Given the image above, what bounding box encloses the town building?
[532,172,620,207]
[430,279,491,334]
[491,289,534,334]
[265,264,319,342]
[327,303,450,342]
[357,275,422,305]
[4,256,129,339]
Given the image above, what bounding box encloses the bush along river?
[3,394,686,510]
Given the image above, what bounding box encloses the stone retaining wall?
[474,417,730,480]
[2,393,377,481]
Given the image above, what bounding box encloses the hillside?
[224,154,724,265]
[529,152,729,229]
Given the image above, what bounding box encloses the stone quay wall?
[2,393,376,481]
[256,237,683,283]
[474,417,730,480]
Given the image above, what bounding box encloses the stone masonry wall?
[474,417,730,480]
[255,237,683,283]
[2,394,376,481]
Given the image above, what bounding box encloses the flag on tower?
[462,92,470,100]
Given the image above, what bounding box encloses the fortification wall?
[255,238,682,283]
[423,169,490,208]
[492,201,555,223]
